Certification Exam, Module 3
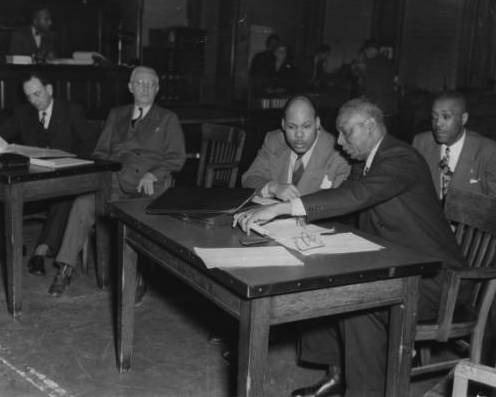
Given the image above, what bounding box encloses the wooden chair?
[412,189,496,377]
[195,123,246,188]
[452,360,496,396]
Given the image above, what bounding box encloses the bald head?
[281,96,320,154]
[128,66,159,107]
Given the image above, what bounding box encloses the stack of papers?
[30,157,93,169]
[194,246,303,269]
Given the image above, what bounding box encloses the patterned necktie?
[40,111,47,129]
[292,155,305,185]
[131,107,143,128]
[440,146,453,200]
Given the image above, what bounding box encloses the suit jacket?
[0,99,94,157]
[302,134,464,270]
[412,130,496,197]
[9,26,56,58]
[93,104,186,194]
[242,129,351,195]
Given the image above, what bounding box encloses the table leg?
[386,275,419,397]
[237,298,271,397]
[117,223,138,372]
[95,172,111,288]
[3,185,23,317]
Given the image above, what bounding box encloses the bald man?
[413,91,496,200]
[48,66,186,297]
[242,95,351,200]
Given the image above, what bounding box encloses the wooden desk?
[0,160,120,317]
[110,199,441,397]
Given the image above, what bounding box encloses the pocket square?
[320,175,333,189]
[469,178,480,184]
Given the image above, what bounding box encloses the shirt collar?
[364,135,385,171]
[133,104,152,119]
[440,130,466,156]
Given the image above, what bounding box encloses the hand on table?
[233,202,291,234]
[137,172,158,196]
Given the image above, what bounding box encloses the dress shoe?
[291,366,344,397]
[48,263,74,297]
[27,255,45,276]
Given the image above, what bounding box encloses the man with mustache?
[413,91,496,200]
[242,95,350,200]
[235,98,468,397]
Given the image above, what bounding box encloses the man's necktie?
[131,107,143,128]
[440,146,453,200]
[40,111,47,129]
[292,155,305,185]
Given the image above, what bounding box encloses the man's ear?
[128,82,133,95]
[316,116,321,130]
[46,84,53,96]
[461,112,469,126]
[281,119,285,131]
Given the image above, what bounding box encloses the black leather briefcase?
[0,153,30,170]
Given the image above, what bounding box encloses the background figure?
[269,44,301,95]
[249,33,280,97]
[352,39,397,121]
[0,73,92,276]
[9,7,56,62]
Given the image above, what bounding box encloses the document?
[30,157,94,169]
[0,136,76,159]
[251,218,384,255]
[194,246,303,269]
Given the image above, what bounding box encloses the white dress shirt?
[32,26,41,48]
[132,104,152,120]
[439,131,466,195]
[259,131,320,198]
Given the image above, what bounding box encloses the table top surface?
[110,198,442,298]
[0,160,121,184]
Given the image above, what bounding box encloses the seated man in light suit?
[242,95,351,395]
[413,91,496,200]
[48,66,186,297]
[242,95,351,200]
[235,98,469,397]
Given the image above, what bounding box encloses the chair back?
[196,123,246,188]
[445,189,496,271]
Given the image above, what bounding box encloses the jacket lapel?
[450,131,476,191]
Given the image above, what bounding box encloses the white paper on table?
[194,246,303,269]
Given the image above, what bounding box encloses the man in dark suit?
[413,91,496,199]
[242,95,350,199]
[0,73,92,277]
[235,98,468,396]
[49,66,186,297]
[9,7,56,62]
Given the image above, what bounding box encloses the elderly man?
[9,7,56,61]
[235,98,468,397]
[48,66,186,297]
[243,95,350,200]
[413,91,496,200]
[0,73,92,276]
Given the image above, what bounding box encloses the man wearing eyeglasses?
[47,66,185,297]
[235,98,468,397]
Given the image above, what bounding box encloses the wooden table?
[110,199,441,397]
[0,160,120,317]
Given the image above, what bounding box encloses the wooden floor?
[0,221,450,397]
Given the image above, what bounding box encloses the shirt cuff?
[290,198,307,216]
[260,183,271,198]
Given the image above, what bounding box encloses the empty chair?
[196,123,246,188]
[412,189,496,377]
